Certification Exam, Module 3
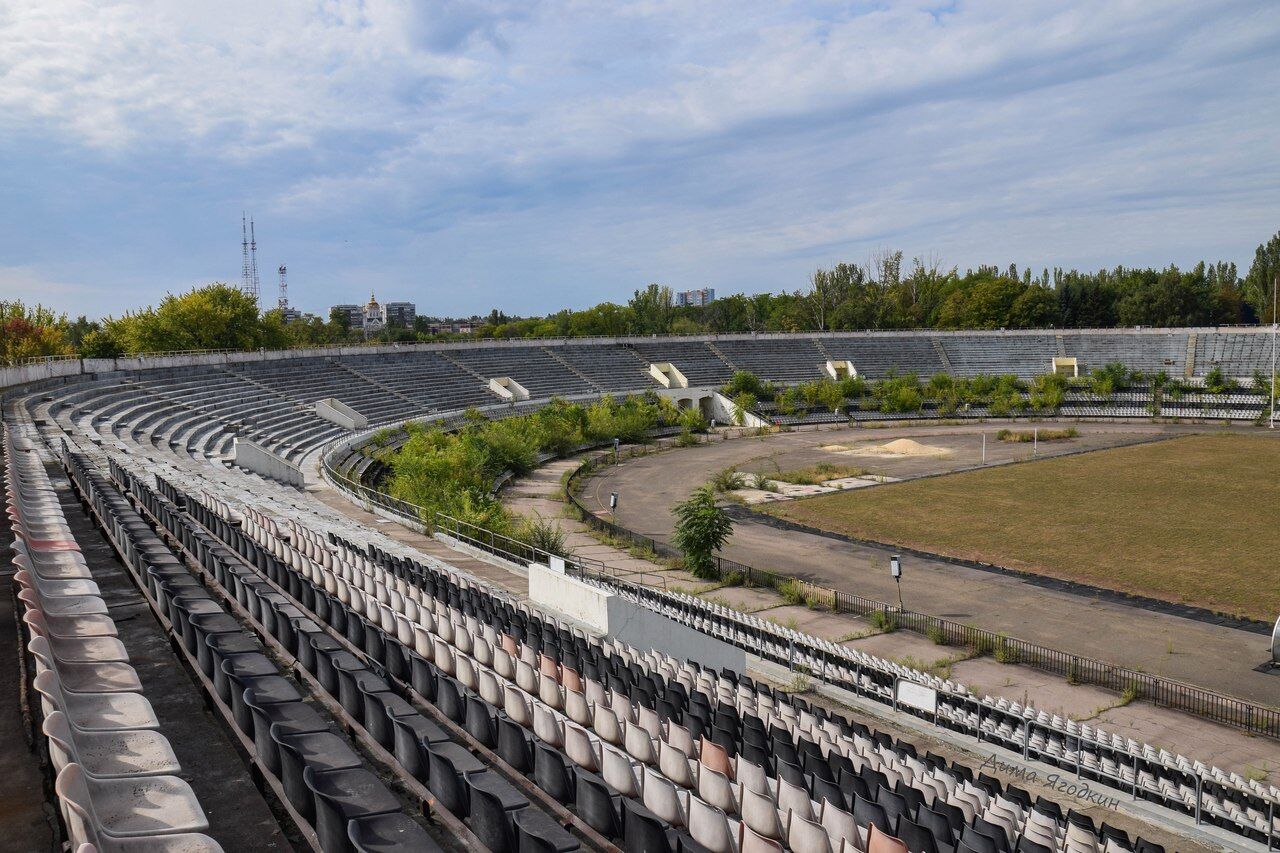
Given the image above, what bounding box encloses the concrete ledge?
[489,377,530,401]
[232,438,305,487]
[316,398,367,430]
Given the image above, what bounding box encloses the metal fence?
[563,449,1280,740]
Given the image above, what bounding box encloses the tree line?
[4,231,1279,363]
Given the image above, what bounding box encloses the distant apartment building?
[384,301,416,327]
[279,306,304,324]
[330,304,364,328]
[675,288,716,307]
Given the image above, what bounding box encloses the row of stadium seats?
[4,424,222,852]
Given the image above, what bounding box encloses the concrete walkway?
[502,440,1280,786]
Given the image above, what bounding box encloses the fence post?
[1194,775,1202,826]
[1022,720,1030,761]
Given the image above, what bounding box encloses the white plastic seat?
[44,711,181,778]
[643,766,688,827]
[659,739,696,788]
[786,809,833,853]
[740,785,783,839]
[56,763,210,844]
[698,765,740,815]
[35,671,161,733]
[601,745,641,797]
[688,795,737,853]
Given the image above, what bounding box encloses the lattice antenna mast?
[278,265,288,310]
[248,217,261,308]
[240,213,253,297]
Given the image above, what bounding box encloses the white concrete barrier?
[232,438,306,487]
[528,562,745,673]
[489,376,530,401]
[316,398,368,430]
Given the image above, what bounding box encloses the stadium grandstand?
[3,326,1279,853]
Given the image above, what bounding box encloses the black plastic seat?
[202,631,259,681]
[496,714,534,772]
[959,825,1000,853]
[335,663,384,724]
[347,812,444,853]
[408,651,437,700]
[1016,839,1052,853]
[249,699,328,774]
[302,632,344,676]
[895,816,941,853]
[622,797,674,853]
[533,740,576,805]
[363,690,417,749]
[971,817,1010,853]
[576,769,622,838]
[303,766,401,853]
[389,713,450,782]
[230,673,299,733]
[275,730,362,820]
[434,674,466,724]
[185,611,240,657]
[854,797,891,834]
[876,787,910,829]
[464,693,497,748]
[426,741,486,817]
[513,803,581,853]
[316,648,361,695]
[916,805,956,844]
[467,771,529,853]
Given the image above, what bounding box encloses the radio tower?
[240,214,261,307]
[240,214,254,299]
[249,217,260,308]
[277,265,289,310]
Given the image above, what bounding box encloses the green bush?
[869,609,898,632]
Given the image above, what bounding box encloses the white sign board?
[895,679,938,715]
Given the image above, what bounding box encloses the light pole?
[609,492,618,515]
[890,554,904,610]
[1271,274,1277,429]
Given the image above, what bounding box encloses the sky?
[1,1,1278,321]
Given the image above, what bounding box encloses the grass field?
[766,433,1280,621]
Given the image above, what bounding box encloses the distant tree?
[628,284,675,335]
[671,485,733,579]
[105,283,262,353]
[329,306,352,334]
[1007,285,1058,328]
[0,300,71,362]
[1243,231,1280,323]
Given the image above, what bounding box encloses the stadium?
[3,326,1279,853]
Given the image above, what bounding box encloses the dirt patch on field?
[842,438,952,458]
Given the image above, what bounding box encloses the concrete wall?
[528,562,745,673]
[711,391,770,428]
[316,398,368,430]
[233,438,306,487]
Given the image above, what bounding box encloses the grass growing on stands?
[767,434,1280,621]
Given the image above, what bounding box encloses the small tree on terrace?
[671,485,734,580]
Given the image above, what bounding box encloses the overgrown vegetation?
[387,394,680,541]
[996,427,1079,442]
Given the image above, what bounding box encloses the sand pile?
[846,438,951,458]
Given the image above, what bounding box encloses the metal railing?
[562,450,1280,741]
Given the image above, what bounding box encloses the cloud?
[0,1,1277,317]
